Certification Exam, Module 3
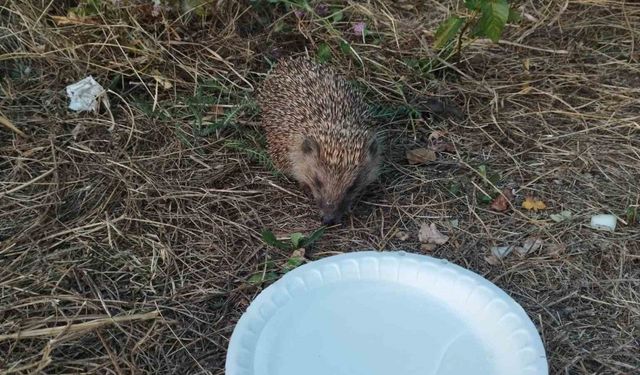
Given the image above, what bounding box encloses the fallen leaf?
[421,243,437,252]
[484,255,501,265]
[152,71,173,90]
[490,188,514,212]
[549,210,572,222]
[407,148,436,164]
[418,223,449,245]
[522,196,546,211]
[490,245,513,259]
[428,130,448,140]
[247,271,278,285]
[210,105,225,115]
[478,164,488,179]
[428,138,455,153]
[514,237,543,256]
[395,230,409,241]
[448,182,461,196]
[478,192,493,204]
[291,248,305,259]
[283,248,306,272]
[427,130,455,152]
[548,243,566,257]
[625,206,638,225]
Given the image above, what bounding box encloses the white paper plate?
[226,251,548,375]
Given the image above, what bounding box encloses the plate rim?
[226,250,548,375]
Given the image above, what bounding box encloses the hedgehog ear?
[301,137,319,156]
[368,139,379,156]
[366,138,381,160]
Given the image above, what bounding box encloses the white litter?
[490,245,513,259]
[514,237,544,257]
[65,76,107,112]
[590,214,617,232]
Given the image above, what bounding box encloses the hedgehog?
[257,56,382,225]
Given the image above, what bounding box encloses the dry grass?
[1,0,639,374]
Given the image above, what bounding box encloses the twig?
[0,168,56,198]
[0,114,28,138]
[0,311,160,342]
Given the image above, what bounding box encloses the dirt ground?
[1,1,639,374]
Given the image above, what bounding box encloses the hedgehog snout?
[318,201,346,226]
[321,214,338,226]
[320,210,343,226]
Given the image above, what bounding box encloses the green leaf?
[626,206,638,224]
[299,227,326,248]
[247,273,263,284]
[87,0,102,13]
[478,192,493,204]
[473,0,509,43]
[282,256,304,272]
[478,164,488,179]
[247,271,278,285]
[404,58,419,68]
[261,229,290,250]
[289,232,303,248]
[434,15,465,49]
[508,8,522,23]
[339,40,352,56]
[488,172,501,186]
[273,19,286,32]
[463,0,481,11]
[183,0,209,16]
[261,229,277,245]
[550,210,572,223]
[316,42,332,63]
[332,9,343,22]
[448,182,461,196]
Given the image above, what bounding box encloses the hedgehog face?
[292,136,382,225]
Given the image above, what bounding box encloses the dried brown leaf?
[427,131,455,152]
[420,243,437,252]
[484,255,501,265]
[418,223,449,245]
[490,188,514,212]
[395,230,409,241]
[407,148,436,164]
[428,130,448,140]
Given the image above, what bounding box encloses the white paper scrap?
[66,76,106,112]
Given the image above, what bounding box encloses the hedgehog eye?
[346,178,361,196]
[313,175,323,189]
[301,183,312,196]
